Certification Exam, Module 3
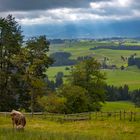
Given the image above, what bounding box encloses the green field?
[47,41,140,90]
[0,101,140,140]
[50,41,140,67]
[105,67,140,90]
[46,66,140,90]
[102,101,140,112]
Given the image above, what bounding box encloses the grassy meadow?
[49,41,140,67]
[0,101,140,140]
[101,101,140,112]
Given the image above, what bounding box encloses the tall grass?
[1,101,140,140]
[0,118,140,140]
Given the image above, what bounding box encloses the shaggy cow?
[10,110,26,130]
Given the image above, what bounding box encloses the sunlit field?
[46,66,140,90]
[0,101,140,140]
[102,101,140,112]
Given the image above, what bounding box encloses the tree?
[70,58,106,111]
[24,36,53,115]
[0,15,53,112]
[0,15,23,111]
[130,89,140,107]
[58,84,89,113]
[38,93,66,113]
[55,72,64,88]
[50,52,76,66]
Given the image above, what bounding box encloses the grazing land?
[47,66,140,90]
[0,102,140,140]
[102,101,140,112]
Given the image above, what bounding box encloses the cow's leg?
[12,118,15,129]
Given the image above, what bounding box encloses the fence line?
[0,111,140,121]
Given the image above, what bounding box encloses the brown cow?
[10,110,26,130]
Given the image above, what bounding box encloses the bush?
[38,94,66,113]
[58,84,89,114]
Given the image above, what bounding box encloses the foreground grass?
[0,115,140,140]
[0,101,140,140]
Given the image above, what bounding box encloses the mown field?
[0,101,140,140]
[47,40,140,90]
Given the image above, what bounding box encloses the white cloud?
[90,0,132,9]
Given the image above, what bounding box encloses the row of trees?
[50,52,76,66]
[131,89,140,107]
[105,85,140,107]
[50,52,92,67]
[90,45,140,50]
[128,54,140,68]
[105,85,130,101]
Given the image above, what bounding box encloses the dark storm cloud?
[0,0,109,12]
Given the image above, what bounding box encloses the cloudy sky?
[0,0,140,38]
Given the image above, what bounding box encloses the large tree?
[70,58,106,111]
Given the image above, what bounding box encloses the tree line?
[50,52,92,67]
[128,54,140,68]
[90,45,140,51]
[105,85,140,107]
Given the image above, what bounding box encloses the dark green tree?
[130,89,140,107]
[55,72,64,88]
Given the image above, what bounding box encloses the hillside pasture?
[46,66,140,90]
[48,38,140,91]
[0,101,140,140]
[102,101,140,112]
[104,67,140,90]
[50,41,140,67]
